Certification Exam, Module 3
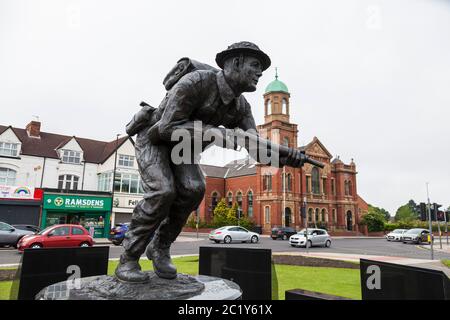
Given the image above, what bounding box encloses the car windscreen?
[405,229,422,234]
[38,226,54,235]
[297,229,313,235]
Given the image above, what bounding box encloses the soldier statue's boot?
[145,238,177,279]
[115,253,150,283]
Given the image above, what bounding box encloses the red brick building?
[195,74,368,234]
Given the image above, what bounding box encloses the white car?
[385,229,408,241]
[289,228,332,248]
[209,226,259,244]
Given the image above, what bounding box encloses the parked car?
[209,226,259,244]
[0,221,35,248]
[271,227,297,240]
[109,223,130,246]
[385,229,408,241]
[402,228,433,244]
[17,224,94,251]
[12,224,41,233]
[289,228,332,248]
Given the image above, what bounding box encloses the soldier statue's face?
[239,56,263,92]
[224,55,263,94]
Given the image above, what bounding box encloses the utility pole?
[426,183,434,260]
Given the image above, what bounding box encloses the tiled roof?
[0,125,129,164]
[200,164,229,178]
[224,158,257,178]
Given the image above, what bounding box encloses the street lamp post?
[426,183,434,260]
[111,134,120,227]
[303,196,308,254]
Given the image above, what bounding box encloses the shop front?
[41,193,112,238]
[0,186,43,226]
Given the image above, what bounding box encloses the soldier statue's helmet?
[215,41,271,71]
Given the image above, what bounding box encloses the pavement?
[419,242,450,254]
[273,251,436,266]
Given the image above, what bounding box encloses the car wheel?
[30,243,42,249]
[112,240,122,246]
[325,240,331,248]
[271,237,277,240]
[214,240,220,244]
[224,236,232,244]
[80,242,90,247]
[251,235,259,244]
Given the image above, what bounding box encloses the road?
[1,234,449,265]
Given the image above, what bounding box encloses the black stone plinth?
[35,272,242,300]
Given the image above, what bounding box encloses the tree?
[213,198,230,227]
[395,202,418,222]
[361,211,386,232]
[368,204,391,221]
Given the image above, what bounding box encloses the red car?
[17,224,94,252]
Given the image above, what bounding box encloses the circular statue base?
[35,271,242,300]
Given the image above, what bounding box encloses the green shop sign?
[44,194,112,211]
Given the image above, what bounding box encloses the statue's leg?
[115,144,175,283]
[146,163,205,279]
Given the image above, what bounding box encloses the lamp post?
[426,183,434,260]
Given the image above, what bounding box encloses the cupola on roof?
[264,68,289,94]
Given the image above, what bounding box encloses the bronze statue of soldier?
[116,42,319,283]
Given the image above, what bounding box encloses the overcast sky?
[1,0,449,215]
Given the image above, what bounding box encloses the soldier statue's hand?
[279,148,307,168]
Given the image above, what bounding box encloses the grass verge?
[0,256,361,300]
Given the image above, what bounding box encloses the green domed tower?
[257,68,298,150]
[262,68,291,124]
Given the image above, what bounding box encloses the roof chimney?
[26,120,41,138]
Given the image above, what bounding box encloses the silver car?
[209,226,259,244]
[0,221,35,248]
[289,228,331,248]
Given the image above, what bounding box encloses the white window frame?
[118,154,134,167]
[0,167,17,186]
[61,150,81,164]
[58,174,79,190]
[113,172,143,194]
[0,142,19,157]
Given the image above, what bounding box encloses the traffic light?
[432,203,441,221]
[419,202,427,221]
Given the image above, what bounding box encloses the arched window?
[308,208,313,222]
[266,99,272,115]
[332,209,337,224]
[321,209,326,222]
[247,191,253,217]
[282,98,287,114]
[211,192,218,213]
[236,191,243,218]
[344,181,350,196]
[0,167,17,186]
[227,192,233,207]
[264,206,271,224]
[283,136,289,146]
[348,181,353,196]
[312,167,320,194]
[58,174,79,190]
[315,208,320,222]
